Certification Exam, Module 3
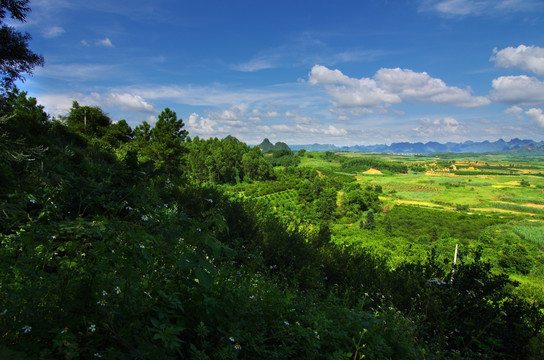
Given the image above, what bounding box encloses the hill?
[290,138,543,154]
[258,138,291,152]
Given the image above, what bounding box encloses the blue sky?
[14,0,544,145]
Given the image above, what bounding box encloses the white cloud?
[526,108,544,127]
[505,105,524,119]
[413,117,466,138]
[308,65,401,109]
[309,65,489,113]
[107,93,157,113]
[252,109,281,117]
[42,26,65,38]
[491,45,544,76]
[97,37,114,48]
[35,63,117,81]
[324,125,348,136]
[81,40,90,47]
[419,0,542,16]
[491,75,544,106]
[375,68,490,108]
[187,113,218,135]
[424,0,488,16]
[233,58,277,72]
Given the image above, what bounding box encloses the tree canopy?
[0,0,44,93]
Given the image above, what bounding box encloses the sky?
[11,0,544,145]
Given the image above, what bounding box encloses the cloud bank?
[308,65,490,114]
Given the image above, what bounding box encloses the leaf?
[194,268,213,289]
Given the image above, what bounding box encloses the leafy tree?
[64,101,112,138]
[102,119,133,148]
[146,108,188,178]
[0,0,44,93]
[362,209,375,230]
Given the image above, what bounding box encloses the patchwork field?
[301,152,544,218]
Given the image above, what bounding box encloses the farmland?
[277,151,544,302]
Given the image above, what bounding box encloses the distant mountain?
[503,143,544,156]
[258,138,291,152]
[290,143,339,152]
[289,139,544,154]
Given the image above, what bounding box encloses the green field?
[293,151,544,302]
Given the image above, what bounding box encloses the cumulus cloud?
[413,117,466,138]
[42,26,65,38]
[491,75,544,106]
[375,68,490,108]
[491,45,544,76]
[526,108,544,127]
[308,65,401,109]
[97,37,114,48]
[204,105,249,126]
[107,93,156,113]
[324,125,348,136]
[187,113,218,135]
[308,65,489,113]
[505,105,524,119]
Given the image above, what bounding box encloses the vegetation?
[1,6,544,357]
[2,89,543,359]
[0,0,44,93]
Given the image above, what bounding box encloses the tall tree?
[0,0,44,94]
[148,108,188,178]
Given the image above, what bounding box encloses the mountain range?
[288,138,544,154]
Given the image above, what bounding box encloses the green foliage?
[186,136,273,184]
[266,148,301,167]
[2,93,543,359]
[0,0,44,93]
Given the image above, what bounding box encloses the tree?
[0,0,44,94]
[362,209,375,230]
[64,101,112,138]
[148,108,188,177]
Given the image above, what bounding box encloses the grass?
[513,224,544,248]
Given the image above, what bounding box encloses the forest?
[2,2,544,358]
[1,89,544,359]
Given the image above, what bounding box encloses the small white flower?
[102,290,108,296]
[94,353,102,358]
[234,343,242,350]
[139,243,145,249]
[60,327,68,334]
[229,336,235,342]
[22,325,32,333]
[114,286,121,294]
[89,324,96,332]
[283,320,290,326]
[97,299,107,306]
